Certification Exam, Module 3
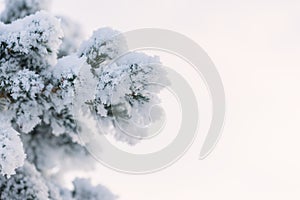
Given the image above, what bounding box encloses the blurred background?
[1,0,300,199]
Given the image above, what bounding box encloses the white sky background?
[1,0,300,199]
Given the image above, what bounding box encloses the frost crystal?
[0,126,26,177]
[78,27,127,70]
[0,11,63,73]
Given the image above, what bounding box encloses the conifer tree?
[0,0,166,199]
